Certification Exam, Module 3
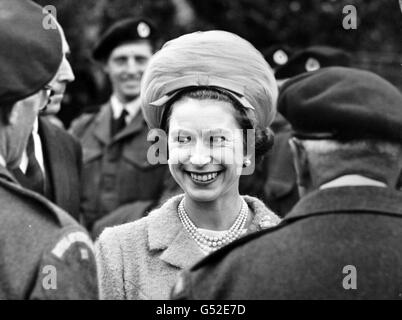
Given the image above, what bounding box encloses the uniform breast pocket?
[119,145,167,202]
[82,147,103,164]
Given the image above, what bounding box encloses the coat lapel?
[147,195,205,270]
[112,111,146,143]
[160,228,205,269]
[38,117,69,206]
[93,103,113,145]
[91,103,147,145]
[0,165,19,184]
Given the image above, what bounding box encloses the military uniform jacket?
[174,186,402,299]
[0,166,98,299]
[70,102,168,230]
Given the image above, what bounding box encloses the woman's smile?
[185,170,224,185]
[168,98,244,202]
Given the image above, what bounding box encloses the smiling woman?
[95,30,281,300]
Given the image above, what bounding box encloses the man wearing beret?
[275,45,351,86]
[172,67,402,299]
[262,44,292,71]
[10,17,82,221]
[261,45,352,217]
[70,18,169,235]
[0,0,97,299]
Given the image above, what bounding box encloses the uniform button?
[106,145,121,161]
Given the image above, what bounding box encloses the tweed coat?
[95,194,280,300]
[69,102,168,231]
[173,186,402,299]
[0,165,98,299]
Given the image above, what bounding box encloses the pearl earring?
[243,158,251,167]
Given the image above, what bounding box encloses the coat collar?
[147,194,280,269]
[38,117,72,206]
[284,186,402,223]
[0,165,19,184]
[93,102,147,145]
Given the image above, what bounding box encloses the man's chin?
[121,90,140,100]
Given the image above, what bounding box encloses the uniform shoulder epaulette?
[0,176,72,228]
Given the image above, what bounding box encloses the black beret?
[275,46,351,80]
[92,18,156,61]
[0,0,62,107]
[262,44,292,70]
[278,67,402,142]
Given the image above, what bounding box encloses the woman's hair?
[161,88,274,161]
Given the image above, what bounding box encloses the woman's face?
[168,97,245,203]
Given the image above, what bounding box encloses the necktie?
[111,109,128,137]
[12,134,45,194]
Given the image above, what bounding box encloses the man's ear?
[7,103,19,126]
[396,171,402,190]
[396,165,402,190]
[288,137,311,196]
[102,61,110,74]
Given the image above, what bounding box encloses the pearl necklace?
[177,198,249,253]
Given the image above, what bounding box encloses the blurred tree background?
[34,0,402,127]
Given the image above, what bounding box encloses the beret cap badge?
[305,57,320,72]
[137,21,151,38]
[273,49,288,66]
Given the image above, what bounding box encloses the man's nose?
[126,58,140,74]
[58,58,75,83]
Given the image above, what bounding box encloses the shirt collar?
[110,95,141,123]
[319,174,387,190]
[0,155,6,167]
[33,117,39,134]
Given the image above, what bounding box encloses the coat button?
[106,145,121,162]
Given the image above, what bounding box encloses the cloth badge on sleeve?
[51,231,94,259]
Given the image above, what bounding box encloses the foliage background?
[34,0,402,127]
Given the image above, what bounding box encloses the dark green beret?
[278,67,402,142]
[275,46,351,80]
[0,0,62,107]
[92,18,155,61]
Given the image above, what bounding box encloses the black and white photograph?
[0,0,401,309]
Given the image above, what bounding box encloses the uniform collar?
[19,117,44,174]
[147,194,280,269]
[285,186,402,222]
[0,164,19,184]
[320,174,387,189]
[0,155,5,168]
[33,117,39,134]
[110,95,141,124]
[93,102,146,145]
